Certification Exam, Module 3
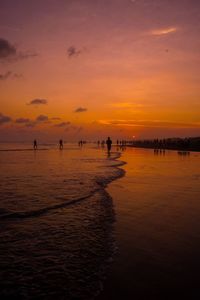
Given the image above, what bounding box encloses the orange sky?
[0,0,200,141]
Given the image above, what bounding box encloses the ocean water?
[1,144,200,299]
[0,143,124,299]
[99,147,200,299]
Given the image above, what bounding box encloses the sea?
[0,142,124,299]
[1,143,200,299]
[99,146,200,299]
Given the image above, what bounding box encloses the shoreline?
[0,147,126,299]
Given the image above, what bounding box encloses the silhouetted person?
[59,139,63,149]
[106,137,112,153]
[33,139,37,150]
[101,140,105,148]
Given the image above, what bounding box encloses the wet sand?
[98,147,200,299]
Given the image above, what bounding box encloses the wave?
[0,190,99,220]
[0,151,125,221]
[0,149,125,299]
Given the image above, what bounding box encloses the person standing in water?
[33,139,37,150]
[59,139,63,150]
[106,137,112,153]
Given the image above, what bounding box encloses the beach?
[1,0,200,298]
[98,147,200,299]
[1,144,200,299]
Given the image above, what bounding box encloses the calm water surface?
[100,147,200,299]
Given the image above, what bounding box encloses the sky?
[0,0,200,142]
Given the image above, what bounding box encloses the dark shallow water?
[98,147,200,299]
[0,144,125,299]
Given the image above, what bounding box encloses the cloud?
[74,107,87,113]
[0,71,23,81]
[0,113,12,125]
[25,121,36,128]
[0,38,38,62]
[0,71,12,80]
[15,117,30,124]
[98,119,200,128]
[12,73,23,79]
[15,117,37,127]
[15,114,51,128]
[151,27,177,36]
[54,121,71,127]
[28,99,48,105]
[0,38,16,59]
[17,51,38,60]
[67,46,82,58]
[36,115,49,122]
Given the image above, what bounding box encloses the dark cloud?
[0,38,38,62]
[67,46,82,58]
[0,38,16,59]
[54,121,71,127]
[28,99,48,105]
[15,115,50,128]
[15,117,37,127]
[0,113,12,125]
[0,71,12,80]
[0,71,23,81]
[36,115,49,122]
[15,117,30,124]
[74,107,87,113]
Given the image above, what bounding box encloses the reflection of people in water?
[78,140,83,147]
[59,139,63,149]
[101,140,105,148]
[33,139,37,150]
[106,137,112,153]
